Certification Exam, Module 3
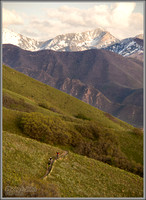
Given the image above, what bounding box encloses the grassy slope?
[3,65,132,128]
[2,65,144,197]
[3,131,143,198]
[50,152,143,197]
[3,65,143,165]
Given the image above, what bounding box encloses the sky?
[2,1,144,41]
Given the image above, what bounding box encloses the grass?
[117,130,143,164]
[3,107,22,136]
[3,131,62,197]
[3,131,143,198]
[49,152,143,197]
[2,64,144,197]
[2,65,143,173]
[3,65,132,130]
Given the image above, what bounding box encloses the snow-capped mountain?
[40,28,120,51]
[104,36,143,57]
[2,28,143,58]
[2,28,119,52]
[2,28,43,51]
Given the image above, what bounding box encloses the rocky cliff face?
[57,78,113,111]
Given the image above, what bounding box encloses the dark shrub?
[3,93,35,112]
[74,113,91,120]
[38,102,49,109]
[132,128,143,136]
[75,121,101,140]
[49,107,62,114]
[38,102,62,114]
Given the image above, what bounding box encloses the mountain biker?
[56,152,59,159]
[47,157,52,168]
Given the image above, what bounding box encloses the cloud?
[43,2,143,39]
[27,18,73,41]
[111,3,136,27]
[2,8,23,27]
[4,3,143,41]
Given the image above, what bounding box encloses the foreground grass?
[3,131,143,197]
[3,131,62,197]
[49,153,143,197]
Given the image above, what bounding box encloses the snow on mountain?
[2,28,43,51]
[2,28,143,58]
[104,37,143,57]
[3,28,119,52]
[40,28,120,51]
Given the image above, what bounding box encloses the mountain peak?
[134,34,143,40]
[3,28,42,51]
[104,34,143,57]
[41,28,119,51]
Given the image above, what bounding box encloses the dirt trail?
[41,151,68,179]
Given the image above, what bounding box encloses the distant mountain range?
[104,37,143,59]
[3,44,143,127]
[3,28,143,59]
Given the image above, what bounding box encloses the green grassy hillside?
[2,65,144,197]
[3,65,143,175]
[3,131,143,197]
[3,65,133,128]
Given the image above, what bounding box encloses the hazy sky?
[2,1,144,41]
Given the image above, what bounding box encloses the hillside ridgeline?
[3,44,143,127]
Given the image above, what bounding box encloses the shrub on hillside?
[20,112,70,145]
[75,124,95,140]
[112,156,143,177]
[75,121,104,140]
[74,113,91,121]
[20,112,51,142]
[3,93,35,112]
[20,112,143,177]
[132,128,143,136]
[70,124,143,177]
[38,102,49,109]
[38,102,62,114]
[74,122,119,157]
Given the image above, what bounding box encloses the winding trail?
[41,151,68,179]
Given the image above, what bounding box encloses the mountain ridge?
[40,28,120,51]
[3,28,143,58]
[3,44,143,127]
[104,37,143,58]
